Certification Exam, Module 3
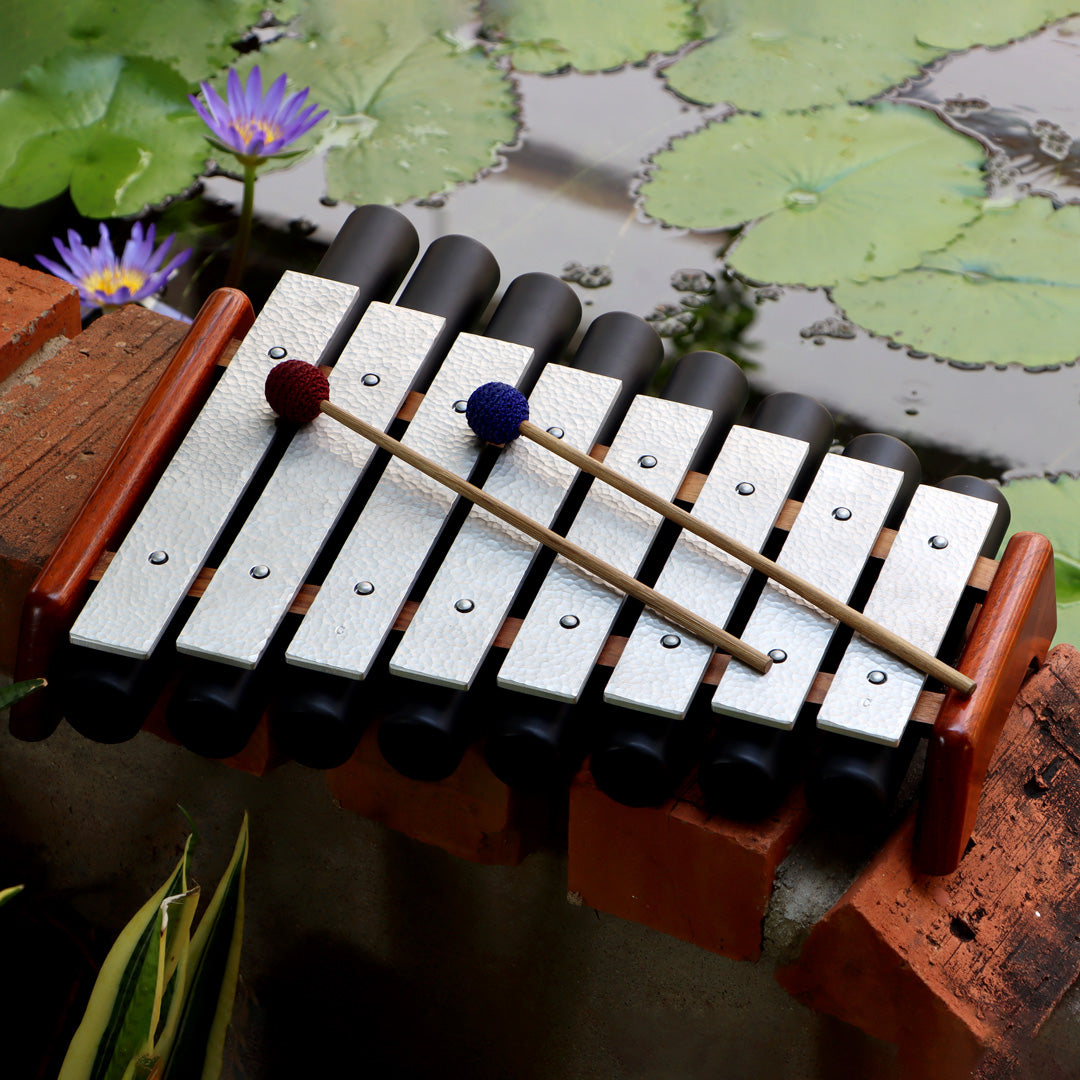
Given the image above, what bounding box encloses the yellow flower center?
[83,266,148,299]
[231,118,284,151]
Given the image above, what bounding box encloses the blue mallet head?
[466,381,529,445]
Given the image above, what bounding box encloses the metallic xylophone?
[12,205,1057,875]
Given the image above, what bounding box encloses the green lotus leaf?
[481,0,699,73]
[912,0,1077,50]
[0,52,210,217]
[832,198,1080,367]
[641,103,985,287]
[663,0,946,112]
[233,1,518,205]
[1002,474,1080,648]
[1,0,278,88]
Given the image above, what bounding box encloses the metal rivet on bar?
[268,346,288,360]
[768,649,788,664]
[453,399,468,413]
[148,550,169,565]
[867,670,887,684]
[638,455,657,469]
[736,482,755,496]
[559,615,580,629]
[361,373,380,387]
[832,507,852,521]
[454,599,475,613]
[353,581,374,596]
[546,426,564,439]
[660,634,681,649]
[250,565,271,579]
[929,535,949,549]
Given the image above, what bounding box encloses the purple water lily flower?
[36,222,192,308]
[189,66,328,163]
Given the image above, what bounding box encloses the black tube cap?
[660,351,749,472]
[316,205,420,297]
[750,393,834,499]
[937,475,1011,557]
[484,273,581,379]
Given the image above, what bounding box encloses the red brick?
[0,304,188,672]
[567,768,810,960]
[326,722,548,864]
[777,645,1080,1079]
[0,258,80,382]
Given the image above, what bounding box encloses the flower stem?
[225,162,258,289]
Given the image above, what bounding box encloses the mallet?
[264,360,773,674]
[465,381,977,696]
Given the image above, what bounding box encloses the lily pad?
[663,0,946,113]
[481,0,699,73]
[234,0,519,205]
[832,198,1080,367]
[0,52,210,217]
[1,0,279,88]
[640,103,985,287]
[1001,474,1080,647]
[912,0,1077,50]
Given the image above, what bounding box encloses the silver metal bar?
[388,364,623,690]
[70,271,358,659]
[604,426,809,720]
[497,395,712,704]
[285,333,534,678]
[817,485,999,746]
[713,453,907,730]
[174,303,445,668]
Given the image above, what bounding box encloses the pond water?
[5,17,1080,486]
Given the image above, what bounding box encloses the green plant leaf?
[481,0,699,73]
[912,0,1076,50]
[832,198,1080,367]
[59,839,193,1080]
[640,103,985,287]
[0,0,275,88]
[0,885,24,908]
[1002,474,1080,647]
[234,2,519,204]
[0,677,45,710]
[163,815,248,1080]
[0,52,210,217]
[663,0,946,112]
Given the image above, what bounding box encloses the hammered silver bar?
[70,272,359,659]
[285,334,534,678]
[497,395,712,704]
[174,303,445,668]
[713,453,907,730]
[603,426,809,720]
[388,365,623,690]
[816,485,999,746]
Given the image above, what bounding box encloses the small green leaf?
[482,0,699,73]
[234,2,519,205]
[59,839,193,1080]
[832,198,1080,367]
[0,0,273,88]
[0,52,210,217]
[912,0,1076,50]
[163,815,248,1080]
[0,885,24,908]
[1002,474,1080,647]
[640,103,985,287]
[0,678,45,710]
[663,0,946,112]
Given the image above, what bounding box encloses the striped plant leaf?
[59,838,193,1080]
[162,815,249,1080]
[0,677,45,710]
[0,884,24,907]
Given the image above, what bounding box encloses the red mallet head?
[265,359,329,423]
